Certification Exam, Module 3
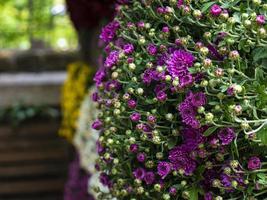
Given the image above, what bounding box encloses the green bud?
[163,194,171,200]
[137,186,144,194]
[154,184,161,192]
[197,106,205,114]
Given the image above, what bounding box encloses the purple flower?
[133,168,146,180]
[93,69,106,85]
[147,44,157,55]
[169,187,177,196]
[147,115,156,124]
[179,74,194,87]
[166,50,195,79]
[130,112,141,122]
[204,192,213,200]
[189,92,207,107]
[248,157,261,170]
[157,162,172,179]
[168,146,196,175]
[100,21,120,43]
[128,99,137,109]
[144,172,155,185]
[123,43,134,54]
[218,128,235,145]
[227,86,234,96]
[100,173,111,187]
[104,51,119,68]
[177,0,184,7]
[96,141,105,154]
[91,92,99,102]
[210,4,222,16]
[162,26,169,33]
[92,119,103,130]
[256,15,265,25]
[129,144,138,153]
[179,101,196,118]
[221,174,232,188]
[137,153,146,162]
[156,91,167,102]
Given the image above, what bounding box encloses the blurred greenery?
[0,0,77,50]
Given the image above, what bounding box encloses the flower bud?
[156,152,164,159]
[136,88,144,95]
[134,179,142,186]
[230,160,239,168]
[223,167,231,175]
[193,10,202,19]
[203,58,212,68]
[229,50,240,60]
[252,0,261,6]
[212,179,221,187]
[234,105,242,115]
[163,194,171,200]
[200,47,209,56]
[241,122,250,130]
[165,75,172,82]
[258,27,267,38]
[215,68,224,77]
[232,180,238,188]
[154,184,161,192]
[234,84,243,93]
[215,196,223,200]
[129,63,136,71]
[197,106,205,114]
[182,191,190,199]
[204,32,212,40]
[156,66,164,72]
[244,19,252,27]
[138,37,146,45]
[166,113,174,121]
[200,80,208,87]
[137,186,144,194]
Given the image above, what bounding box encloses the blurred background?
[0,0,113,199]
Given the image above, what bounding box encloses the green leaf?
[188,187,198,200]
[203,126,218,136]
[257,125,267,145]
[167,137,177,149]
[201,2,216,13]
[253,47,267,64]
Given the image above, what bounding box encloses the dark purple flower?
[129,144,138,153]
[100,21,120,43]
[100,173,111,187]
[169,187,177,196]
[144,172,155,185]
[156,91,167,102]
[147,44,157,55]
[177,0,184,7]
[162,26,169,33]
[133,168,146,180]
[96,140,105,154]
[137,21,145,29]
[147,115,156,124]
[227,86,234,96]
[104,50,119,68]
[92,119,103,130]
[137,153,146,162]
[218,128,235,145]
[179,74,194,87]
[91,92,99,102]
[128,99,137,109]
[142,124,152,132]
[179,101,196,118]
[189,92,207,107]
[93,69,106,85]
[157,162,172,179]
[210,4,222,16]
[130,112,141,122]
[168,146,196,175]
[256,15,265,25]
[123,43,134,54]
[166,50,195,79]
[248,157,261,170]
[221,174,232,188]
[204,192,213,200]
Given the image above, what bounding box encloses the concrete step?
[0,72,66,107]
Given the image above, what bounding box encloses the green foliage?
[0,0,77,49]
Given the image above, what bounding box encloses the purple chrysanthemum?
[204,192,213,200]
[100,21,120,43]
[104,50,119,68]
[157,162,172,179]
[92,119,103,130]
[147,44,157,55]
[93,69,106,85]
[248,157,261,170]
[129,144,138,153]
[168,146,196,175]
[210,4,222,16]
[166,50,195,79]
[218,128,235,145]
[123,43,134,54]
[133,168,146,180]
[144,172,155,185]
[137,153,146,162]
[256,15,265,25]
[189,92,207,107]
[130,112,141,122]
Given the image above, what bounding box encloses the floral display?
[59,62,94,140]
[92,1,267,199]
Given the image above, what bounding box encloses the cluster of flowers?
[59,62,93,141]
[92,0,267,199]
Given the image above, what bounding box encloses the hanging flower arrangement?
[92,0,267,199]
